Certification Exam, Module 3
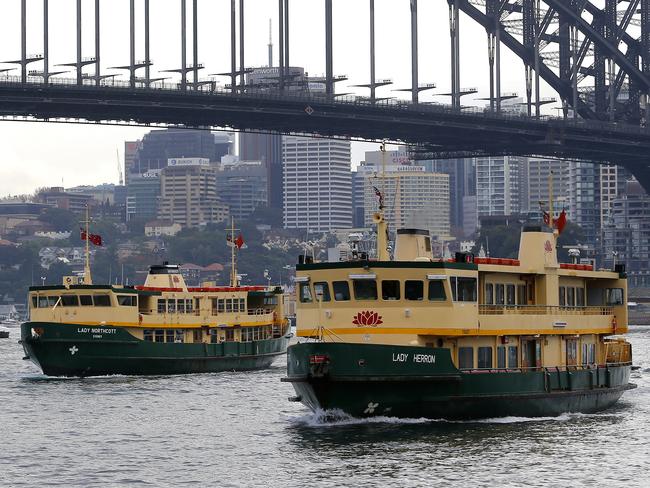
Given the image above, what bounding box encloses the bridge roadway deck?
[1,77,650,187]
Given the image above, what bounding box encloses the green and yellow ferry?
[283,217,635,420]
[21,265,290,377]
[20,222,290,377]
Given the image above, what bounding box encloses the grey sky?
[0,0,554,197]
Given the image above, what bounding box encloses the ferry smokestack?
[394,228,432,261]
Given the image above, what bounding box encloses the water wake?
[290,409,609,427]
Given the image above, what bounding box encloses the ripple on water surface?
[1,327,650,487]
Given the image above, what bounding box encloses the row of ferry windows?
[32,294,134,308]
[458,342,597,369]
[299,278,477,303]
[157,299,195,314]
[143,327,271,343]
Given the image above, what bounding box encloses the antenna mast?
[83,205,93,285]
[268,19,273,67]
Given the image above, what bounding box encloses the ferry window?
[458,347,474,369]
[405,281,424,301]
[582,343,588,365]
[154,329,164,343]
[567,287,575,307]
[157,299,166,313]
[48,296,60,307]
[241,328,250,342]
[117,295,137,306]
[226,299,234,312]
[588,343,596,364]
[217,298,225,313]
[353,280,378,300]
[80,295,93,306]
[494,284,504,305]
[517,285,526,305]
[566,339,577,366]
[178,300,185,313]
[606,288,624,305]
[239,298,246,311]
[31,296,37,308]
[576,288,585,307]
[559,286,566,307]
[313,282,331,302]
[452,277,477,302]
[93,295,111,307]
[167,300,176,313]
[187,299,194,313]
[506,284,516,305]
[61,295,79,307]
[143,329,154,341]
[225,329,235,341]
[210,329,219,344]
[175,330,184,343]
[192,329,202,343]
[194,298,200,313]
[299,283,313,303]
[165,330,175,343]
[333,281,351,301]
[478,347,493,369]
[508,346,518,368]
[428,280,446,301]
[382,280,400,300]
[497,346,506,369]
[38,296,48,308]
[485,283,494,305]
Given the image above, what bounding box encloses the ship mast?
[82,204,93,285]
[229,217,238,287]
[375,142,390,261]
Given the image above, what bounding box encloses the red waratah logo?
[352,311,383,327]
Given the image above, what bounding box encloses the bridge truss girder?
[463,0,650,124]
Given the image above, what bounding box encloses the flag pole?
[230,217,237,287]
[84,204,93,285]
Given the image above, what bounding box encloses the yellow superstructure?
[28,263,289,345]
[294,226,631,371]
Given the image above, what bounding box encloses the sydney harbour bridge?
[2,1,650,189]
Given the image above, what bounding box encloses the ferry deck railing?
[479,305,614,316]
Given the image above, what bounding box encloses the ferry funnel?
[394,228,432,261]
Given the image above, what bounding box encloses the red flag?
[234,234,244,249]
[80,228,103,246]
[542,211,551,226]
[554,210,567,234]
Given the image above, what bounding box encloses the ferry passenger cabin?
[294,226,631,371]
[28,263,288,344]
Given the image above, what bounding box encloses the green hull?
[283,342,635,420]
[21,322,290,377]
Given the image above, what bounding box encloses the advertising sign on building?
[168,158,210,167]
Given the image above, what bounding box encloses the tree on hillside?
[41,208,78,232]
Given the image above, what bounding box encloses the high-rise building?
[124,140,141,185]
[238,132,283,210]
[126,170,161,222]
[157,158,228,228]
[351,168,366,227]
[424,158,476,232]
[526,158,569,214]
[216,160,268,219]
[568,161,598,243]
[282,136,352,232]
[128,129,233,177]
[601,180,650,286]
[599,164,633,229]
[476,156,524,217]
[360,165,451,239]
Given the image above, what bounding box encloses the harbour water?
[1,326,649,487]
